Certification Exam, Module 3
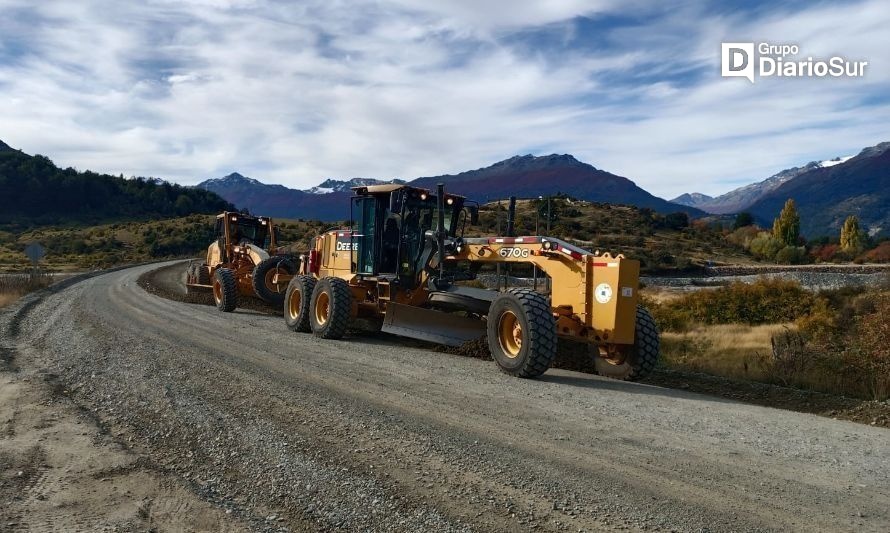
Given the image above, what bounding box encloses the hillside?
[199,155,702,221]
[746,142,890,238]
[0,140,232,227]
[0,215,325,270]
[0,197,748,272]
[467,197,750,271]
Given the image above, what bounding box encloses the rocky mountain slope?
[746,142,889,238]
[672,158,854,215]
[669,192,713,208]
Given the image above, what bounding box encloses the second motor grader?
[186,211,298,312]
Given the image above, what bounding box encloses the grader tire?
[213,268,238,312]
[487,288,557,378]
[309,277,351,339]
[594,306,659,381]
[196,263,211,285]
[253,257,297,306]
[284,275,316,333]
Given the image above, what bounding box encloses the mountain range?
[671,156,853,214]
[197,154,702,222]
[672,142,888,237]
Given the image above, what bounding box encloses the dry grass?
[661,323,794,381]
[0,272,53,309]
[639,287,689,304]
[0,292,18,309]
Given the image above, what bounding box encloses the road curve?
[6,262,889,532]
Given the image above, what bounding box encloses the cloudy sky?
[0,0,887,198]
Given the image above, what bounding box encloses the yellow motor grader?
[284,184,658,379]
[186,211,298,312]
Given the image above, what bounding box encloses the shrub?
[859,241,890,263]
[810,243,839,263]
[775,245,808,264]
[726,225,760,249]
[844,296,890,399]
[666,279,816,325]
[749,232,784,260]
[772,290,890,400]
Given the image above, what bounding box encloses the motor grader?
[284,184,658,379]
[186,211,298,312]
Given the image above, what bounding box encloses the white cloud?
[0,0,887,199]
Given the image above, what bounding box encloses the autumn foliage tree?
[840,215,865,252]
[772,199,800,246]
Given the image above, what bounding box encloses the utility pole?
[546,196,551,233]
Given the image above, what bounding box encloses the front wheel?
[284,275,316,332]
[213,268,237,312]
[253,257,297,306]
[486,289,557,378]
[309,277,352,339]
[594,306,659,381]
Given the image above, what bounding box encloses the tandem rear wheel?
[309,277,352,339]
[593,306,659,381]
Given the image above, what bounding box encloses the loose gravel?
[2,262,889,532]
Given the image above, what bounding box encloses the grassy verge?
[644,279,890,401]
[660,323,790,381]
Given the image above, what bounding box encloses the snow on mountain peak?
[818,156,853,168]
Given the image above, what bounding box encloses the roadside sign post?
[24,242,46,277]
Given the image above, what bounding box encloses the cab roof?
[217,211,270,221]
[352,183,465,199]
[352,183,414,194]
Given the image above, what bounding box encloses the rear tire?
[213,268,237,312]
[309,277,352,339]
[253,257,297,306]
[284,275,316,332]
[487,288,557,378]
[594,306,659,381]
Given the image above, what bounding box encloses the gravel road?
[3,261,889,532]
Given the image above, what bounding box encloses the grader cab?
[284,184,659,380]
[186,211,298,312]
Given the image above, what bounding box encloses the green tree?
[663,212,690,229]
[840,215,865,252]
[772,199,800,246]
[174,194,194,215]
[733,212,754,229]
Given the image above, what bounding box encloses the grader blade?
[382,302,486,347]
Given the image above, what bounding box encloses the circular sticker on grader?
[595,283,613,304]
